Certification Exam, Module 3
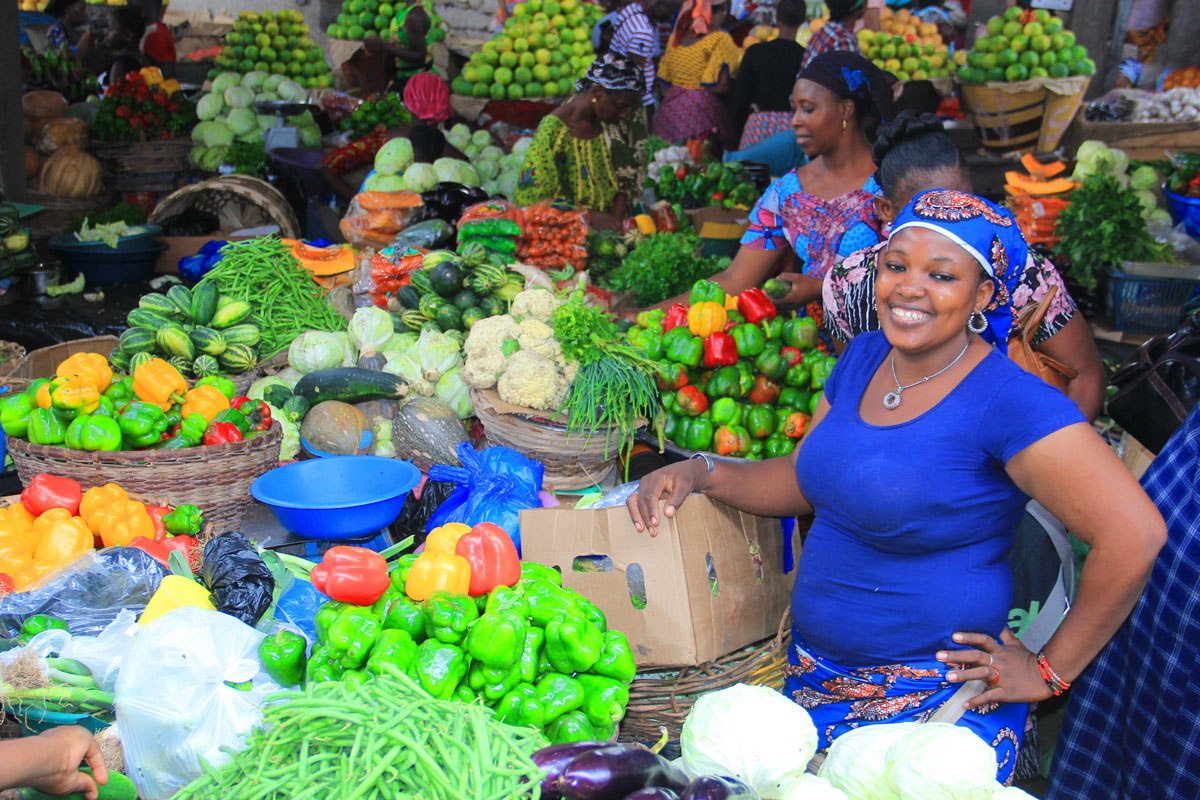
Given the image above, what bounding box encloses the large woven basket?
[149,175,301,239]
[91,139,192,193]
[618,611,792,758]
[25,190,116,244]
[469,388,620,490]
[6,424,282,532]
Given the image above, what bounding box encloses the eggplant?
[679,777,760,800]
[558,745,689,800]
[531,742,610,800]
[625,790,681,800]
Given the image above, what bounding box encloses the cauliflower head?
[463,346,506,390]
[464,314,518,358]
[497,350,569,411]
[510,288,562,323]
[514,318,561,359]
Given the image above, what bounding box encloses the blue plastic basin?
[251,456,421,540]
[1164,184,1200,240]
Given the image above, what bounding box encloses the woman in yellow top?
[652,0,740,147]
[513,52,644,230]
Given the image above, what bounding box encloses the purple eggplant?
[679,777,760,800]
[531,742,610,800]
[558,745,690,800]
[625,789,681,800]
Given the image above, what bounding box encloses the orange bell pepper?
[33,517,93,564]
[404,550,471,602]
[133,358,188,411]
[0,537,33,562]
[80,483,129,526]
[33,507,74,535]
[424,522,471,555]
[687,301,727,338]
[91,499,155,547]
[0,554,34,591]
[0,522,38,557]
[57,353,113,393]
[180,385,230,424]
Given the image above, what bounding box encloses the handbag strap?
[1019,284,1059,342]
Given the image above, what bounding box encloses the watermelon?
[468,263,506,295]
[189,326,228,357]
[211,299,253,328]
[129,352,155,372]
[435,304,463,331]
[168,356,194,376]
[219,343,258,373]
[394,286,422,310]
[119,327,157,355]
[157,325,195,360]
[461,306,485,329]
[108,349,130,373]
[401,310,428,331]
[459,241,488,268]
[138,293,178,317]
[127,308,175,331]
[409,268,434,295]
[193,354,221,377]
[167,284,194,318]
[220,323,261,347]
[191,281,219,325]
[419,293,447,319]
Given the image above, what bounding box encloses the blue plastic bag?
[178,240,230,283]
[427,443,544,554]
[273,578,327,643]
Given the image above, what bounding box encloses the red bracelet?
[1037,652,1070,696]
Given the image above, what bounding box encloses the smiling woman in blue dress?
[627,190,1166,784]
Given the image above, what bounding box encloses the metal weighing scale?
[253,99,316,152]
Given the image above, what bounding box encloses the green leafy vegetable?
[75,220,147,249]
[604,232,730,306]
[68,202,147,233]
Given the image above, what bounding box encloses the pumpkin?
[300,400,366,455]
[1004,172,1077,196]
[22,90,68,123]
[37,148,103,198]
[353,398,400,423]
[392,397,469,471]
[25,147,40,179]
[34,117,88,157]
[1020,153,1067,179]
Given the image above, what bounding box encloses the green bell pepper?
[592,630,637,683]
[454,683,478,703]
[761,316,783,341]
[811,357,834,391]
[26,407,66,446]
[422,590,479,645]
[103,376,134,404]
[707,365,739,398]
[374,585,426,641]
[467,605,528,668]
[315,601,348,643]
[709,396,741,427]
[213,407,250,436]
[636,308,665,332]
[765,432,795,459]
[664,326,703,367]
[661,411,679,442]
[628,327,665,361]
[326,604,381,669]
[577,673,630,729]
[784,362,812,389]
[518,627,545,684]
[777,387,804,410]
[496,683,545,728]
[520,579,579,628]
[176,413,209,446]
[810,390,822,415]
[536,672,585,723]
[731,424,752,456]
[689,279,726,306]
[755,348,789,382]
[64,414,122,451]
[91,396,116,419]
[163,504,203,536]
[684,415,714,451]
[195,375,237,401]
[734,364,755,398]
[730,323,766,357]
[748,439,764,458]
[546,710,598,744]
[545,615,603,674]
[117,402,169,448]
[782,317,818,350]
[0,393,34,439]
[671,415,691,449]
[19,614,68,643]
[413,639,467,699]
[164,407,184,431]
[574,594,608,633]
[519,562,562,586]
[746,406,778,440]
[259,629,307,687]
[305,647,344,683]
[469,661,522,701]
[23,378,48,404]
[366,629,418,676]
[392,554,419,591]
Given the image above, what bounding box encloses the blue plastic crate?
[1107,269,1200,334]
[14,707,109,737]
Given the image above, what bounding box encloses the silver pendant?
[883,391,902,410]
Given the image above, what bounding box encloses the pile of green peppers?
[304,560,637,746]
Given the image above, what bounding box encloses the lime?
[1056,48,1074,65]
[473,82,489,98]
[495,36,513,52]
[1023,21,1043,38]
[543,0,559,14]
[519,51,536,68]
[500,51,519,68]
[901,56,919,73]
[512,37,529,52]
[254,60,269,72]
[245,44,260,60]
[462,64,479,83]
[1071,45,1087,60]
[986,66,1006,82]
[506,83,524,99]
[987,16,1004,35]
[348,24,365,39]
[494,66,513,85]
[1062,31,1075,48]
[897,43,911,59]
[1004,64,1027,82]
[265,22,279,35]
[912,69,927,80]
[548,65,560,79]
[1039,51,1056,68]
[533,64,551,82]
[1002,20,1021,38]
[238,59,254,72]
[557,77,572,96]
[490,83,506,100]
[997,49,1017,67]
[1019,51,1039,68]
[514,66,532,84]
[302,63,315,77]
[477,63,495,83]
[481,48,500,66]
[979,53,997,70]
[293,48,308,63]
[349,0,364,13]
[1048,62,1069,78]
[231,44,245,58]
[1031,34,1051,53]
[880,44,896,59]
[280,48,294,63]
[451,77,471,94]
[967,50,984,68]
[272,62,288,75]
[255,33,270,48]
[379,2,393,14]
[1029,67,1049,78]
[1045,18,1063,35]
[551,50,566,65]
[1004,6,1022,21]
[288,62,302,76]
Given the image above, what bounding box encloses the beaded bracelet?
[1037,652,1070,696]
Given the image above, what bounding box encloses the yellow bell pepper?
[180,385,230,424]
[57,353,113,393]
[724,293,739,311]
[133,358,188,411]
[687,301,727,338]
[633,214,657,236]
[0,519,38,556]
[0,537,33,562]
[33,508,74,536]
[405,550,471,601]
[0,502,35,527]
[32,517,93,565]
[93,499,155,548]
[160,78,182,96]
[80,483,128,526]
[140,66,164,85]
[424,522,471,555]
[37,376,101,416]
[0,554,35,591]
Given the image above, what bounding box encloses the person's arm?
[1032,315,1105,423]
[942,422,1166,708]
[629,393,830,534]
[643,244,794,312]
[0,727,108,800]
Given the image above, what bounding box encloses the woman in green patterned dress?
[513,52,645,230]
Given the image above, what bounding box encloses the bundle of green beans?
[175,667,548,800]
[197,237,347,358]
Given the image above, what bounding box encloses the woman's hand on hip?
[937,629,1053,709]
[627,460,705,536]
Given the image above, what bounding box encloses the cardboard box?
[521,497,797,667]
[685,206,751,240]
[155,234,254,274]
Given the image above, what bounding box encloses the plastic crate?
[14,707,109,737]
[1106,269,1200,334]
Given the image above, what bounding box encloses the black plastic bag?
[387,480,455,551]
[201,532,275,626]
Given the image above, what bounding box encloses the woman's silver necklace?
[883,342,970,410]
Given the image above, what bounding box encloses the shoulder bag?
[1108,310,1200,454]
[1007,284,1078,393]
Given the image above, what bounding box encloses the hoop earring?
[967,311,988,335]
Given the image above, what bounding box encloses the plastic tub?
[1164,185,1200,240]
[49,241,167,283]
[251,455,421,540]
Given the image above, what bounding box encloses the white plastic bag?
[115,607,282,800]
[60,609,141,692]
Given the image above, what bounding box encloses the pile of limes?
[215,10,334,89]
[955,7,1094,85]
[327,0,446,43]
[857,7,954,82]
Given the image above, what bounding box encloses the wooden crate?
[1062,119,1200,162]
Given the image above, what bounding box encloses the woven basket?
[149,175,301,239]
[25,190,116,244]
[6,424,282,532]
[0,342,26,380]
[91,139,192,193]
[618,611,792,758]
[469,388,620,490]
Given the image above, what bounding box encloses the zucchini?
[292,367,410,405]
[21,768,138,800]
[393,218,455,250]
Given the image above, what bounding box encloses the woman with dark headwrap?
[627,189,1165,784]
[514,52,645,229]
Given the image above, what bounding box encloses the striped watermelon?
[108,349,130,374]
[127,308,174,331]
[138,293,178,318]
[220,324,261,347]
[190,281,219,326]
[119,327,157,355]
[189,327,227,357]
[129,352,155,372]
[168,356,194,376]
[218,343,257,373]
[166,284,194,318]
[156,325,195,361]
[192,354,220,378]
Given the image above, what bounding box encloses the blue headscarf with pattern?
[889,189,1028,347]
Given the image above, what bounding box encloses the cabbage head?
[198,145,227,171]
[331,331,358,367]
[348,305,394,357]
[275,367,302,387]
[227,107,257,137]
[448,123,472,145]
[1148,208,1173,225]
[382,352,434,396]
[265,402,300,461]
[241,70,269,92]
[191,121,212,144]
[248,376,292,402]
[288,331,346,374]
[680,684,818,798]
[476,160,500,183]
[363,173,407,192]
[375,137,415,175]
[435,367,473,418]
[498,171,519,199]
[1130,165,1159,192]
[256,91,279,103]
[433,157,478,186]
[820,723,918,800]
[401,162,438,193]
[224,86,254,110]
[237,127,265,145]
[202,121,234,147]
[511,136,532,155]
[381,332,418,362]
[471,129,493,148]
[482,180,500,197]
[277,80,306,102]
[479,145,504,163]
[211,72,242,95]
[1134,190,1157,216]
[197,93,224,121]
[298,124,321,148]
[883,723,996,800]
[257,114,277,131]
[416,328,462,383]
[777,774,850,800]
[263,74,286,93]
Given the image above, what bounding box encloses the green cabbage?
[197,93,224,121]
[778,774,850,800]
[348,306,394,358]
[265,402,300,461]
[202,121,234,147]
[211,72,242,95]
[820,723,918,800]
[1149,208,1173,225]
[433,157,478,186]
[883,723,996,800]
[241,71,269,92]
[435,367,473,418]
[248,376,292,402]
[227,108,257,137]
[277,80,306,103]
[480,145,503,163]
[298,124,321,148]
[511,136,532,156]
[401,162,438,193]
[416,328,462,383]
[263,74,286,93]
[363,173,406,192]
[382,352,434,396]
[275,367,302,387]
[680,684,818,798]
[224,86,254,110]
[476,160,500,182]
[288,331,346,374]
[1134,190,1157,216]
[256,91,279,103]
[331,331,358,367]
[471,130,493,148]
[1130,165,1159,191]
[237,127,264,145]
[375,137,414,175]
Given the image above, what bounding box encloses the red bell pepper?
[202,422,243,446]
[455,522,521,596]
[737,288,777,325]
[781,347,803,366]
[160,534,201,572]
[0,573,13,593]
[310,545,390,605]
[702,332,738,368]
[749,374,781,405]
[20,474,83,516]
[713,425,746,457]
[144,504,169,541]
[662,303,689,333]
[675,385,709,416]
[130,536,171,565]
[782,411,811,438]
[231,397,273,432]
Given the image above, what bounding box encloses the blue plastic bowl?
[251,456,421,540]
[1164,184,1200,240]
